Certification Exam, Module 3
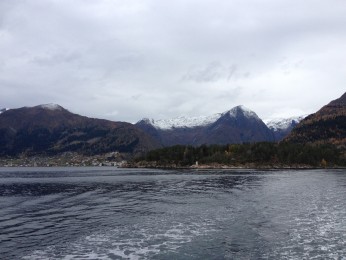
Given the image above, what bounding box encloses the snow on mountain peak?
[140,118,154,124]
[144,113,222,130]
[265,115,306,131]
[0,108,10,114]
[139,105,260,130]
[226,105,260,119]
[39,104,63,111]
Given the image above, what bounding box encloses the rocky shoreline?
[0,155,344,169]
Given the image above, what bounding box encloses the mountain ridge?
[137,106,279,146]
[265,116,306,141]
[285,92,346,146]
[138,105,262,130]
[0,104,160,156]
[137,106,304,145]
[0,103,308,157]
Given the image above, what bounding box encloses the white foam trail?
[23,220,217,259]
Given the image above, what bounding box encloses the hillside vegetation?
[135,142,346,168]
[286,92,346,146]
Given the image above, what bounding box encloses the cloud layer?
[1,0,346,122]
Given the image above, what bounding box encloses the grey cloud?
[227,65,238,81]
[32,52,81,66]
[182,62,250,83]
[182,62,225,83]
[1,0,346,122]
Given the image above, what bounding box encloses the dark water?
[0,168,346,259]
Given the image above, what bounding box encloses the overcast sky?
[1,0,345,122]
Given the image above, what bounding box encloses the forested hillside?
[135,142,346,168]
[286,92,346,146]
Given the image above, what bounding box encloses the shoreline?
[122,162,346,170]
[0,162,345,170]
[0,156,345,170]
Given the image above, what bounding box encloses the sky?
[1,0,346,122]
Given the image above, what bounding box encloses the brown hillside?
[285,92,346,146]
[0,105,159,156]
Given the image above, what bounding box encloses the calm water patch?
[0,167,346,259]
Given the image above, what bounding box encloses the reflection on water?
[0,168,346,259]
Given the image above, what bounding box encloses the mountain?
[0,108,9,114]
[0,104,159,156]
[136,106,275,146]
[140,113,222,130]
[285,92,346,146]
[265,116,306,141]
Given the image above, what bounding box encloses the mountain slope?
[285,92,346,146]
[0,104,159,156]
[201,106,274,144]
[136,106,275,146]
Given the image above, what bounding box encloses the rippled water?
[0,167,346,259]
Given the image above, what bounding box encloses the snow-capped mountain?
[227,105,261,120]
[140,105,260,130]
[140,113,222,130]
[264,115,306,141]
[265,116,306,131]
[0,108,10,114]
[38,103,63,111]
[136,106,274,146]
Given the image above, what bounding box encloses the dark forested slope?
[0,104,159,156]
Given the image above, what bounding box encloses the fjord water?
[1,168,346,259]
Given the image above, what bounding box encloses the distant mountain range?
[286,92,346,146]
[136,106,304,146]
[5,92,346,158]
[0,104,159,156]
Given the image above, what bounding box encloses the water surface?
[0,167,345,259]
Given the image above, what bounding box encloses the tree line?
[136,142,346,167]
